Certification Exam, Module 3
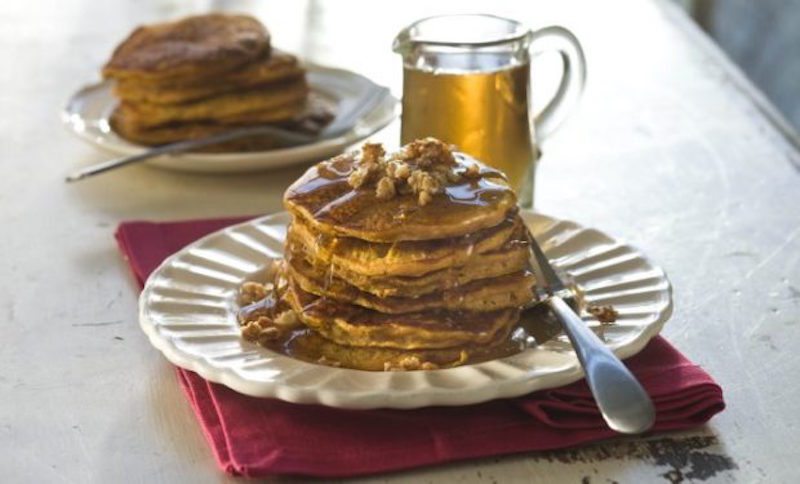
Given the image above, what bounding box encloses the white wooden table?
[2,0,799,482]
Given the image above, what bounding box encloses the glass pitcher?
[393,14,586,207]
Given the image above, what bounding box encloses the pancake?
[103,14,270,83]
[286,328,523,371]
[111,116,281,151]
[114,50,304,104]
[290,238,531,298]
[110,97,333,149]
[286,214,521,278]
[286,251,534,313]
[116,78,309,128]
[288,330,469,370]
[285,281,519,350]
[111,103,299,144]
[284,140,518,242]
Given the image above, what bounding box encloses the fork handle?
[65,125,315,182]
[548,296,656,434]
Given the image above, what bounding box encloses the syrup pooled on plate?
[238,276,563,371]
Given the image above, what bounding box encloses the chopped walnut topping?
[588,304,618,324]
[375,176,396,200]
[407,170,442,206]
[403,137,456,168]
[240,281,271,305]
[347,165,373,189]
[360,142,385,164]
[406,169,423,190]
[241,320,263,341]
[418,190,433,206]
[342,138,479,206]
[421,172,440,193]
[317,356,342,367]
[394,162,411,180]
[241,307,298,346]
[383,356,440,371]
[406,170,424,192]
[242,315,285,344]
[257,327,281,344]
[385,161,397,178]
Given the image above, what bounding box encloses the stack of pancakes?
[277,138,536,370]
[102,14,327,151]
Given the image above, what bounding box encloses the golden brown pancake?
[284,147,518,242]
[286,214,522,278]
[111,101,303,141]
[286,328,523,371]
[110,97,333,149]
[103,14,270,83]
[111,114,282,151]
[290,238,531,298]
[115,78,308,128]
[113,50,304,104]
[286,252,534,313]
[285,281,519,350]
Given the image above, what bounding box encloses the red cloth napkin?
[116,217,725,478]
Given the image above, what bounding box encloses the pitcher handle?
[529,26,587,140]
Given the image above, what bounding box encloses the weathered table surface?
[2,0,798,482]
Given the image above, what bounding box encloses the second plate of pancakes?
[63,64,399,173]
[138,209,673,409]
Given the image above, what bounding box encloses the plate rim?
[138,210,673,409]
[62,63,400,171]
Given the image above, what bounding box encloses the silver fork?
[65,85,391,182]
[527,229,656,434]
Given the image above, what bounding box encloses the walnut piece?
[241,320,263,341]
[240,281,271,305]
[242,315,285,344]
[257,327,281,344]
[587,304,618,324]
[393,162,410,180]
[375,176,396,200]
[403,137,456,168]
[347,165,372,189]
[418,190,433,206]
[383,356,439,371]
[360,142,385,164]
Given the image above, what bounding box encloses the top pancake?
[284,139,518,242]
[103,14,270,83]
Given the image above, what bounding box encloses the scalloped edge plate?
[139,211,672,409]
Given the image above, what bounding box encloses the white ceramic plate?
[62,65,399,173]
[139,211,672,409]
